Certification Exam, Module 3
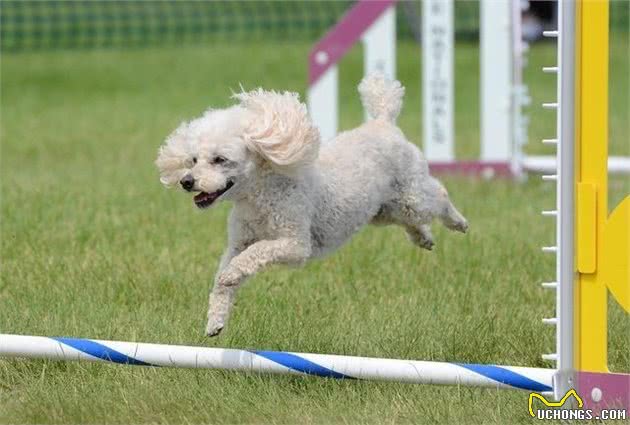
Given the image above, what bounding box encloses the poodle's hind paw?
[451,219,468,234]
[442,211,468,233]
[442,206,468,234]
[418,237,435,251]
[406,227,435,251]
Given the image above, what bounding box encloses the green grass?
[1,36,628,424]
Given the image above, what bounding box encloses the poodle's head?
[156,89,320,209]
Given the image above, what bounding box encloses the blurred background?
[1,1,627,50]
[1,0,627,162]
[0,1,628,424]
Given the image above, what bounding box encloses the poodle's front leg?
[206,247,242,337]
[206,238,311,337]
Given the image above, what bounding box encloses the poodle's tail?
[358,72,405,123]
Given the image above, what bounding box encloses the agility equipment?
[0,334,553,391]
[536,0,629,412]
[0,0,628,414]
[307,0,630,177]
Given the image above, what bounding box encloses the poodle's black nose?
[180,175,195,191]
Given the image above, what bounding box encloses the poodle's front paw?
[205,320,224,337]
[217,266,243,287]
[206,312,226,337]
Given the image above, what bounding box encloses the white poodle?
[156,74,468,336]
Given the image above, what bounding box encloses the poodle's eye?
[192,157,198,164]
[212,156,227,165]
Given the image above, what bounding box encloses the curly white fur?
[156,74,468,336]
[234,89,320,174]
[358,72,405,122]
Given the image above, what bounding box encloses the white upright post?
[422,0,454,162]
[308,66,338,142]
[480,0,512,162]
[362,6,396,121]
[362,7,396,79]
[511,0,530,178]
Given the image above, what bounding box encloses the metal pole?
[555,0,576,399]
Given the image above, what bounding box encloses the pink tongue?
[194,192,211,202]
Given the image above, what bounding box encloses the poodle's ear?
[233,89,320,174]
[155,122,190,188]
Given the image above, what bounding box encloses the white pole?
[511,0,530,178]
[308,1,396,142]
[422,0,454,162]
[362,6,396,79]
[522,156,630,174]
[0,334,554,392]
[480,0,512,162]
[362,6,397,122]
[308,65,338,142]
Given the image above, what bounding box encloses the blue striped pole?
[0,334,554,392]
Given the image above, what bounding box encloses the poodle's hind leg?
[425,177,468,233]
[374,176,467,251]
[405,224,435,251]
[404,175,468,234]
[440,202,468,233]
[372,202,435,251]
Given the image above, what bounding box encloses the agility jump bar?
[0,334,553,392]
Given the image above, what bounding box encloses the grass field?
[1,34,629,424]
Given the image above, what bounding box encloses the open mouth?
[193,180,235,209]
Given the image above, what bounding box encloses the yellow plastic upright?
[575,0,608,372]
[574,0,629,372]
